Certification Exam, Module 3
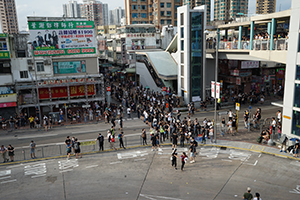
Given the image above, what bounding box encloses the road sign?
[106,86,111,91]
[82,104,91,108]
[216,82,220,99]
[107,91,111,96]
[162,87,166,91]
[235,103,240,111]
[249,106,252,110]
[211,81,215,98]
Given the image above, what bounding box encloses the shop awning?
[124,68,136,73]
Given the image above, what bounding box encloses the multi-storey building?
[0,0,19,34]
[80,0,108,26]
[110,7,125,25]
[183,0,211,23]
[63,0,81,18]
[125,0,182,27]
[256,0,276,14]
[214,0,248,21]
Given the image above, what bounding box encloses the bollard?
[93,145,95,151]
[42,147,44,158]
[59,145,62,155]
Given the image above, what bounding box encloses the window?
[296,65,300,80]
[175,5,180,11]
[167,20,171,24]
[149,5,152,8]
[295,83,300,108]
[141,13,147,18]
[17,50,26,58]
[292,110,300,136]
[181,40,184,51]
[132,0,137,2]
[161,20,165,24]
[132,13,138,18]
[180,13,184,25]
[161,11,164,16]
[149,13,152,16]
[132,5,137,10]
[141,5,146,10]
[181,53,184,64]
[160,3,164,8]
[167,11,171,16]
[181,27,184,38]
[20,71,28,78]
[36,62,44,72]
[140,0,146,1]
[167,3,171,8]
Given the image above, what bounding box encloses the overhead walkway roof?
[136,51,177,80]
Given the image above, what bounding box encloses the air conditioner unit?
[3,63,10,67]
[28,66,34,71]
[27,59,33,65]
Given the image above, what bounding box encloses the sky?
[9,0,292,32]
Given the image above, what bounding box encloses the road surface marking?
[0,170,11,176]
[134,158,146,161]
[85,165,98,169]
[18,134,58,139]
[31,174,46,178]
[0,176,11,180]
[222,159,232,162]
[110,161,122,165]
[250,145,265,151]
[117,150,148,159]
[24,163,47,177]
[140,194,183,200]
[6,164,24,169]
[59,169,73,173]
[0,179,16,184]
[58,159,78,172]
[290,185,300,194]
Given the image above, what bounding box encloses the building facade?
[282,0,300,137]
[63,0,81,18]
[0,0,19,34]
[183,0,211,23]
[178,5,206,104]
[256,0,276,15]
[110,7,125,25]
[125,0,182,27]
[80,0,108,26]
[214,0,248,21]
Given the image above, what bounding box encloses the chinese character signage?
[241,61,259,69]
[39,85,95,99]
[53,61,86,74]
[28,21,96,56]
[0,93,17,103]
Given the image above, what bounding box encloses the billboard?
[53,61,86,74]
[28,21,96,56]
[39,85,95,99]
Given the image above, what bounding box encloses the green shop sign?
[0,51,10,59]
[0,33,7,38]
[28,21,94,30]
[33,47,96,56]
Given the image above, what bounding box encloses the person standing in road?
[271,117,277,135]
[171,149,178,170]
[107,130,117,150]
[141,128,147,145]
[65,136,71,159]
[0,145,9,163]
[189,138,197,163]
[73,138,82,159]
[243,187,253,200]
[95,133,104,151]
[151,133,157,151]
[119,117,123,131]
[172,132,178,149]
[30,140,36,159]
[294,139,299,157]
[127,107,131,119]
[118,131,126,149]
[71,137,76,155]
[253,193,261,200]
[7,144,14,162]
[180,152,188,171]
[43,115,48,131]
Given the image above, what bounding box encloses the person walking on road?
[172,132,178,149]
[171,149,178,170]
[30,140,36,159]
[180,152,188,171]
[95,133,104,151]
[65,136,71,160]
[107,130,117,150]
[119,117,123,131]
[141,128,147,145]
[243,187,253,200]
[189,137,197,163]
[1,145,9,163]
[73,138,82,159]
[253,193,261,200]
[118,131,126,149]
[7,144,14,162]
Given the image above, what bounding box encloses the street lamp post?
[27,41,42,124]
[214,30,220,143]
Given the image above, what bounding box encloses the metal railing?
[206,38,288,51]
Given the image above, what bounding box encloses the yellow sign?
[0,93,17,103]
[81,141,96,146]
[283,115,291,120]
[235,103,240,111]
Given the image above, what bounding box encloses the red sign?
[236,77,241,85]
[39,85,95,99]
[162,87,166,91]
[107,86,111,92]
[0,102,17,108]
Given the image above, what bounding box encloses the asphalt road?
[0,146,299,200]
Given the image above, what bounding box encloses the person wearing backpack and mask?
[243,187,253,200]
[95,133,104,151]
[73,138,81,159]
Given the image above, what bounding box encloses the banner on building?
[39,85,95,99]
[0,93,17,103]
[0,102,17,108]
[241,61,259,69]
[216,82,220,99]
[211,81,215,98]
[0,87,13,95]
[53,61,86,74]
[28,21,96,56]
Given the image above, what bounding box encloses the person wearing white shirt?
[271,117,277,134]
[253,192,261,200]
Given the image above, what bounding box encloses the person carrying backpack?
[243,187,253,200]
[95,133,104,151]
[73,138,81,159]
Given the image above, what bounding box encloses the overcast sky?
[9,0,292,31]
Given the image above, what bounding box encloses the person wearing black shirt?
[65,136,71,146]
[151,133,157,151]
[172,132,178,149]
[95,133,104,151]
[171,149,179,170]
[180,131,185,147]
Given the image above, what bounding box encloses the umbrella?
[290,138,299,142]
